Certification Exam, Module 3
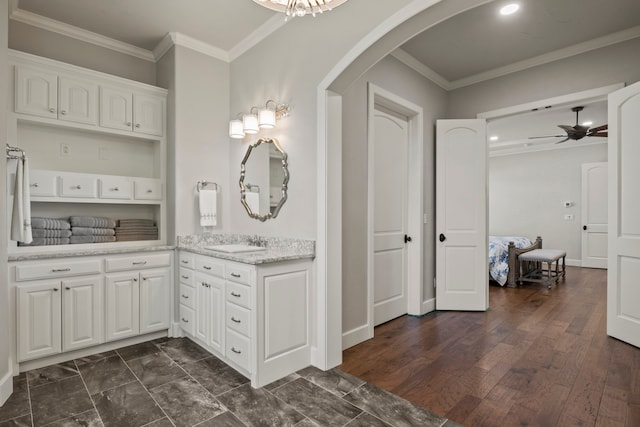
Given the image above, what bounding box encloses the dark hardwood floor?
[341,267,640,427]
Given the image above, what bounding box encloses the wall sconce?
[229,100,290,139]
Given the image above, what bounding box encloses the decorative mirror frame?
[239,137,289,222]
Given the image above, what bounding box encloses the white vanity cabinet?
[100,86,164,136]
[178,250,312,388]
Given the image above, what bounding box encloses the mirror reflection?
[240,137,289,222]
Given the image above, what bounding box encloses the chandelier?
[253,0,350,18]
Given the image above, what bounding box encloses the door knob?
[583,225,587,231]
[404,235,412,243]
[439,233,446,242]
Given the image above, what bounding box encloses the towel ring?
[197,180,218,192]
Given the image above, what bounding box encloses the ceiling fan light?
[499,3,520,16]
[582,121,593,126]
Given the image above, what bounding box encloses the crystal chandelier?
[253,0,350,18]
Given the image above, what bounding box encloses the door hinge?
[433,276,436,288]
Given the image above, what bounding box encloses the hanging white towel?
[245,191,260,214]
[11,157,33,244]
[199,188,217,226]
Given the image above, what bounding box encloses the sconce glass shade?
[229,119,245,139]
[258,108,276,129]
[243,113,259,134]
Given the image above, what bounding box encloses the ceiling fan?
[529,106,608,144]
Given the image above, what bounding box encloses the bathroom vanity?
[177,235,315,388]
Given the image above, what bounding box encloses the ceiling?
[12,0,640,84]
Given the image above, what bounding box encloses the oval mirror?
[239,137,289,222]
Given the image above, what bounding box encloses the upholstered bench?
[518,249,566,288]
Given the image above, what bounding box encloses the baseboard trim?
[566,259,582,267]
[0,369,13,407]
[421,298,436,314]
[170,322,184,338]
[342,324,372,350]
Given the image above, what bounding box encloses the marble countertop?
[8,245,176,262]
[177,234,315,265]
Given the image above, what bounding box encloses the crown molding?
[153,33,175,61]
[9,7,156,62]
[449,25,640,90]
[229,13,286,61]
[390,49,450,90]
[168,32,230,62]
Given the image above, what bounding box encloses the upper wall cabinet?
[100,87,164,136]
[15,66,98,126]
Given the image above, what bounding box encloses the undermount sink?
[204,244,267,253]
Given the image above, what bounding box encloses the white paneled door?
[436,120,488,311]
[372,108,409,326]
[607,81,640,348]
[581,162,608,269]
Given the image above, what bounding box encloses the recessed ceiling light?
[490,136,499,141]
[500,3,520,15]
[582,121,593,126]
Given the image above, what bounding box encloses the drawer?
[195,256,224,278]
[133,178,162,200]
[15,259,102,282]
[105,252,171,272]
[226,264,252,285]
[226,302,250,337]
[178,252,194,269]
[226,329,250,372]
[179,284,195,309]
[178,267,194,287]
[180,305,195,336]
[59,174,96,198]
[226,281,251,309]
[99,176,131,199]
[29,170,57,197]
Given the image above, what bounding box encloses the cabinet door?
[17,281,62,361]
[100,86,133,132]
[62,276,103,351]
[133,93,164,136]
[195,274,210,344]
[58,76,98,125]
[208,277,225,354]
[105,272,140,341]
[15,66,58,119]
[140,268,170,334]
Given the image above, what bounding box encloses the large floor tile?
[30,376,94,426]
[196,411,246,427]
[74,352,117,366]
[263,374,300,392]
[217,384,305,427]
[0,378,30,423]
[126,352,187,389]
[0,414,31,427]
[141,418,173,427]
[116,342,162,362]
[155,338,210,365]
[273,378,362,426]
[296,367,365,397]
[182,357,248,396]
[77,355,136,394]
[27,361,79,389]
[42,409,103,426]
[345,412,393,427]
[149,377,225,427]
[92,381,164,427]
[344,383,447,427]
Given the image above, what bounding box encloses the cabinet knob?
[181,294,189,299]
[181,275,189,279]
[231,317,241,324]
[112,187,119,191]
[65,287,70,290]
[146,189,153,193]
[49,107,56,113]
[135,123,141,128]
[230,292,241,298]
[126,122,132,126]
[231,347,242,354]
[52,288,59,292]
[181,260,188,264]
[181,318,189,323]
[31,183,39,188]
[75,185,82,189]
[133,278,138,282]
[61,110,67,115]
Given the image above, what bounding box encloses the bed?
[489,236,542,287]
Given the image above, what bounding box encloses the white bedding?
[489,236,533,286]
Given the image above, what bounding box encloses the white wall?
[490,144,607,263]
[0,0,11,405]
[341,55,448,337]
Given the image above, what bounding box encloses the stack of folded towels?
[70,216,117,244]
[18,217,71,246]
[115,219,158,241]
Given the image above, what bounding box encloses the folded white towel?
[11,157,32,244]
[199,189,217,226]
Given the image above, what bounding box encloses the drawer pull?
[181,275,189,279]
[203,265,212,270]
[111,187,119,191]
[231,317,241,323]
[202,282,210,288]
[75,185,82,189]
[65,287,70,290]
[132,261,147,265]
[49,107,56,113]
[52,288,59,292]
[146,189,153,193]
[181,318,189,323]
[181,260,189,264]
[231,347,242,354]
[230,292,241,298]
[52,268,71,272]
[230,273,241,278]
[31,183,39,188]
[133,278,138,282]
[181,294,189,299]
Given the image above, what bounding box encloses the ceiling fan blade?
[555,137,570,144]
[528,135,566,139]
[588,124,608,133]
[588,132,608,138]
[558,125,574,132]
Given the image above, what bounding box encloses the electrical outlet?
[60,143,70,156]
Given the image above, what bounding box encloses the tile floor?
[0,338,460,427]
